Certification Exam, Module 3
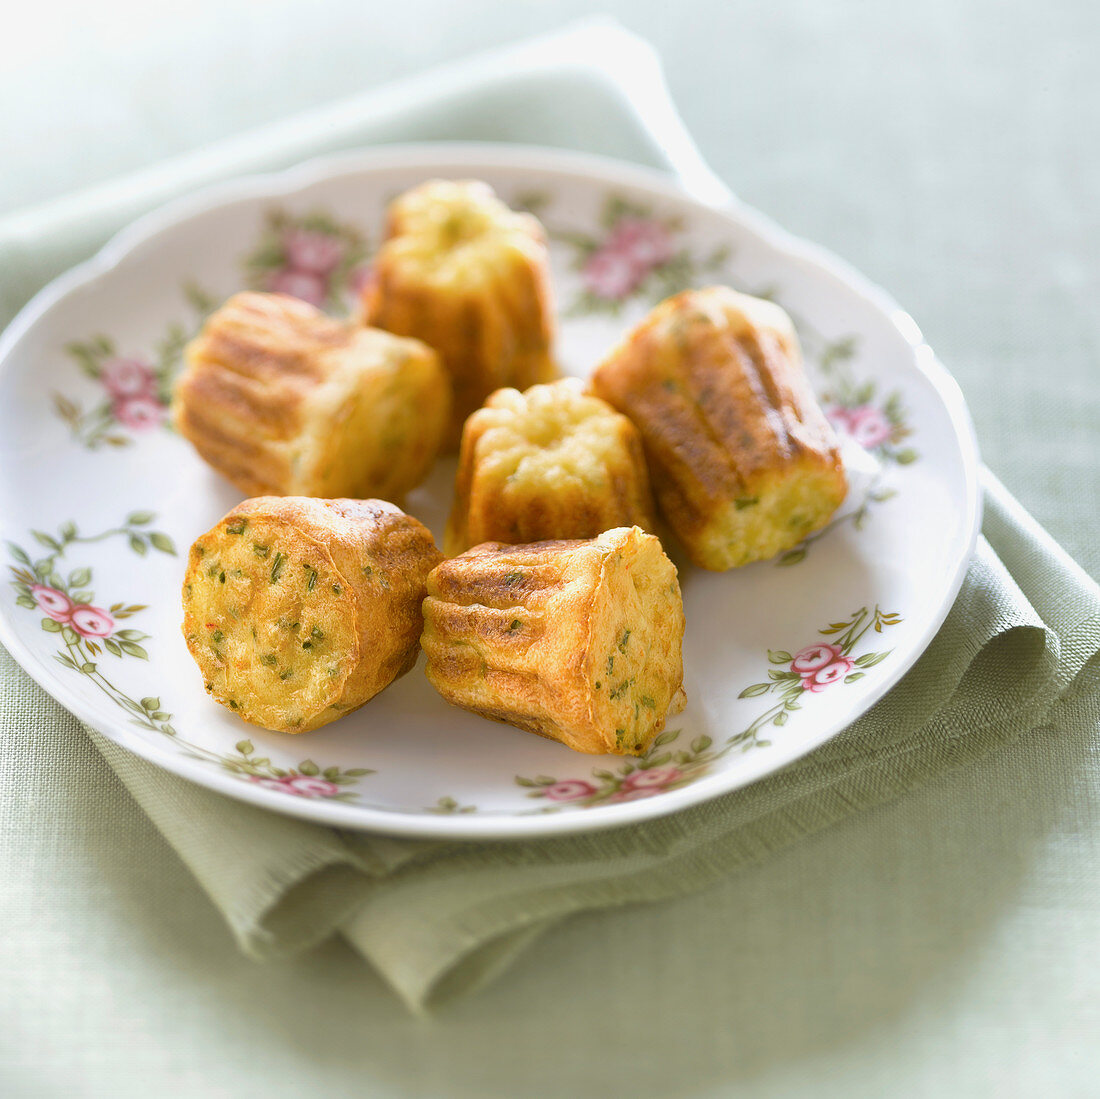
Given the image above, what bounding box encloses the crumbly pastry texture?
[590,286,847,570]
[182,496,442,733]
[361,179,558,445]
[173,291,450,500]
[422,526,685,756]
[445,378,657,555]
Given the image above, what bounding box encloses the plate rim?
[0,142,982,839]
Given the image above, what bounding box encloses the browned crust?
[421,527,685,755]
[590,287,846,568]
[181,496,442,732]
[172,291,449,499]
[360,180,558,445]
[446,381,658,554]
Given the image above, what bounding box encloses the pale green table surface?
[2,5,1099,1097]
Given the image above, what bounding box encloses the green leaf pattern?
[515,605,903,811]
[6,516,374,802]
[241,207,370,314]
[54,284,216,449]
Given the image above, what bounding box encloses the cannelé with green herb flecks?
[421,526,685,756]
[173,291,450,501]
[446,378,657,556]
[182,496,441,732]
[361,180,558,446]
[590,286,847,570]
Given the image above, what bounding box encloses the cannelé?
[421,526,685,756]
[361,179,558,444]
[173,291,449,500]
[445,378,657,555]
[182,496,442,732]
[590,286,846,570]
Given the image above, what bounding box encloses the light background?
[2,3,1098,1096]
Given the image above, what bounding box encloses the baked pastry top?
[173,291,450,500]
[590,286,847,570]
[421,526,685,756]
[445,378,657,556]
[182,496,441,733]
[361,179,558,444]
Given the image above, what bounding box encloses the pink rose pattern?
[113,393,166,431]
[37,585,140,644]
[268,268,328,307]
[282,229,345,276]
[58,287,218,448]
[31,584,114,636]
[521,606,903,812]
[790,643,842,674]
[69,604,116,638]
[788,642,857,692]
[100,357,155,398]
[32,584,75,621]
[11,522,373,801]
[58,344,169,445]
[245,208,367,311]
[8,518,173,745]
[231,739,369,800]
[732,605,902,749]
[827,404,895,451]
[248,774,341,799]
[818,338,916,467]
[565,194,729,315]
[519,731,716,809]
[545,779,599,802]
[582,216,677,302]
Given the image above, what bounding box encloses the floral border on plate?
[6,515,901,815]
[49,188,916,568]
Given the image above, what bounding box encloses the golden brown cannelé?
[173,291,450,500]
[445,378,657,556]
[360,179,558,445]
[590,286,846,570]
[182,496,442,732]
[421,526,685,755]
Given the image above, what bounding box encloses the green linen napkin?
[2,22,1098,1014]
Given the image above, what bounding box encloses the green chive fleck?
[304,566,318,591]
[609,678,634,701]
[226,520,247,535]
[260,653,278,666]
[252,543,270,558]
[270,552,286,583]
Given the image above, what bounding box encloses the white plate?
[0,144,980,838]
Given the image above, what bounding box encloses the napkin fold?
[3,21,1098,1014]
